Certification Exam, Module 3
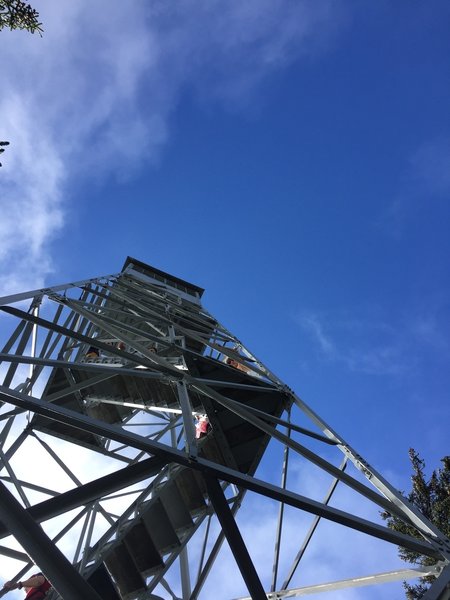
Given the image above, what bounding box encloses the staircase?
[95,466,209,599]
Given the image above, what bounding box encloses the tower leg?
[204,474,267,600]
[0,482,103,600]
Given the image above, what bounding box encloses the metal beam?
[0,352,168,381]
[224,396,337,445]
[281,458,348,591]
[44,372,119,403]
[0,274,120,306]
[290,393,450,548]
[271,419,291,592]
[0,544,28,562]
[0,305,177,377]
[191,492,246,599]
[204,474,267,600]
[0,385,442,560]
[235,566,442,599]
[0,456,166,539]
[422,563,450,600]
[190,380,417,522]
[177,381,198,459]
[0,481,103,600]
[192,310,450,558]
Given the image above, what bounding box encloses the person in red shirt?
[195,414,210,439]
[2,573,51,598]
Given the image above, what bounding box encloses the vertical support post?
[271,412,290,592]
[191,493,246,600]
[177,381,197,459]
[0,482,103,600]
[179,546,191,599]
[203,474,267,600]
[169,406,192,599]
[28,304,39,395]
[421,563,450,600]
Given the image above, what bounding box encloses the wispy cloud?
[297,312,336,357]
[0,0,348,295]
[381,137,450,237]
[410,138,450,198]
[409,312,449,352]
[295,309,403,375]
[294,305,450,376]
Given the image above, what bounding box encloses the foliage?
[0,0,42,34]
[0,141,10,167]
[381,448,450,599]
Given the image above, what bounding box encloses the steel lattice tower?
[0,257,449,600]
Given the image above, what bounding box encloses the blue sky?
[1,0,450,598]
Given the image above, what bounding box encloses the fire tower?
[0,257,449,599]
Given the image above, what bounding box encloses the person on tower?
[195,414,210,439]
[2,573,51,598]
[84,346,100,359]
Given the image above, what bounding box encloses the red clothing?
[25,574,51,599]
[195,416,209,439]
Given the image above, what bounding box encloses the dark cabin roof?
[122,256,205,299]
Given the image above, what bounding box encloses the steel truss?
[0,257,448,600]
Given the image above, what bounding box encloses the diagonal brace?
[203,474,267,600]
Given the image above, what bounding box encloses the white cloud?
[380,137,450,237]
[295,309,416,376]
[0,0,348,296]
[297,312,336,357]
[296,300,450,379]
[0,95,64,294]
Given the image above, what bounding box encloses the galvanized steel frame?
[0,261,449,599]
